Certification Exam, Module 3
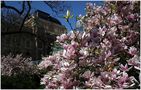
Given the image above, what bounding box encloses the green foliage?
[63,10,73,21]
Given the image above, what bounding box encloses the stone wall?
[1,11,67,60]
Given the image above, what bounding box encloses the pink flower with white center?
[121,37,127,42]
[118,72,137,88]
[46,56,57,64]
[123,45,128,50]
[41,75,50,85]
[117,72,129,88]
[100,72,110,83]
[61,78,74,89]
[63,44,77,60]
[113,68,120,74]
[38,59,52,69]
[85,76,105,88]
[82,70,94,79]
[105,50,111,60]
[71,40,79,49]
[110,68,120,80]
[63,42,78,59]
[102,39,112,48]
[56,34,68,43]
[120,64,131,72]
[128,46,137,56]
[99,26,107,36]
[127,55,140,70]
[108,14,122,26]
[48,56,55,60]
[79,48,89,57]
[62,61,70,67]
[107,26,117,35]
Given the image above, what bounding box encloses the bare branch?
[19,1,31,31]
[2,1,25,15]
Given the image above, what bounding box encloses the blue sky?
[5,1,103,31]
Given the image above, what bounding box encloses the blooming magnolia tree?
[1,54,39,76]
[38,1,140,89]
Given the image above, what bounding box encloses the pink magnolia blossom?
[79,47,89,58]
[61,78,74,89]
[120,64,131,72]
[98,26,107,36]
[39,1,140,89]
[117,72,129,88]
[110,68,120,80]
[127,55,140,70]
[63,44,77,59]
[56,33,68,42]
[128,46,137,56]
[117,72,135,88]
[82,70,94,79]
[2,54,38,76]
[109,14,122,26]
[105,50,112,60]
[38,59,52,69]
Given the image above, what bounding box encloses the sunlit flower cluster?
[39,1,140,89]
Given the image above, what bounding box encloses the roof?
[34,10,62,25]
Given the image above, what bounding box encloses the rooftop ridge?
[34,10,62,25]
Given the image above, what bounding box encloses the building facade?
[1,10,67,60]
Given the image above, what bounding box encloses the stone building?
[1,10,67,60]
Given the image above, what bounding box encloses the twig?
[67,19,74,30]
[2,1,25,15]
[19,1,31,31]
